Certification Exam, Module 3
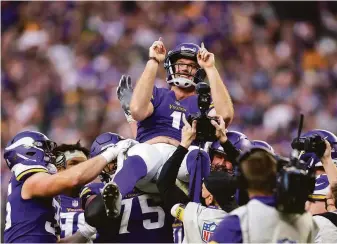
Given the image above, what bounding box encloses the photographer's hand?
[321,140,337,185]
[321,140,332,161]
[211,116,227,143]
[180,114,197,149]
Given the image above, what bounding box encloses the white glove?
[78,221,97,240]
[101,139,138,163]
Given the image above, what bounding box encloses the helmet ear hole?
[26,152,36,156]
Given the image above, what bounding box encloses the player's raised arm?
[320,140,337,185]
[198,42,234,127]
[21,139,135,199]
[130,37,166,121]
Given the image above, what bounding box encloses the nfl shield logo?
[202,222,217,242]
[72,200,79,207]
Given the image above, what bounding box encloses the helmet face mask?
[33,140,57,153]
[164,43,206,88]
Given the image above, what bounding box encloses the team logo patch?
[72,200,79,207]
[202,222,217,242]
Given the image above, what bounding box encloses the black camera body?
[188,82,218,142]
[291,135,326,158]
[275,155,315,214]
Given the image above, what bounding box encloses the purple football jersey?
[80,182,174,243]
[59,195,85,239]
[136,86,201,143]
[4,174,58,243]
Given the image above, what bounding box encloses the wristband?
[171,203,185,221]
[149,57,160,64]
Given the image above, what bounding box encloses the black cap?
[204,171,238,212]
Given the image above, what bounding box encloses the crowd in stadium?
[1,1,337,243]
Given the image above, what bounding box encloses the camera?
[275,155,315,214]
[291,135,326,158]
[188,82,218,142]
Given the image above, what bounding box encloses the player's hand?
[115,139,138,154]
[180,114,197,149]
[117,75,135,123]
[149,37,166,63]
[101,139,139,163]
[211,116,227,144]
[197,42,215,69]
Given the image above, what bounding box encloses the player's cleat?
[102,182,122,218]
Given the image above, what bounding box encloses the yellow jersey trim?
[16,168,48,181]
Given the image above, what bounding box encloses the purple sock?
[113,155,147,197]
[186,149,210,202]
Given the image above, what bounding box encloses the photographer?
[157,115,238,243]
[210,147,318,243]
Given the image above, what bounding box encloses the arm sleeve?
[220,140,241,165]
[157,145,190,211]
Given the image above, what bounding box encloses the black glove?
[117,75,135,122]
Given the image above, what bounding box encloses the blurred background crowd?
[1,1,337,233]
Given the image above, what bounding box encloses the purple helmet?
[209,131,252,160]
[251,140,275,154]
[299,129,337,168]
[4,131,57,170]
[309,174,330,201]
[90,132,125,158]
[164,43,206,88]
[90,132,125,183]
